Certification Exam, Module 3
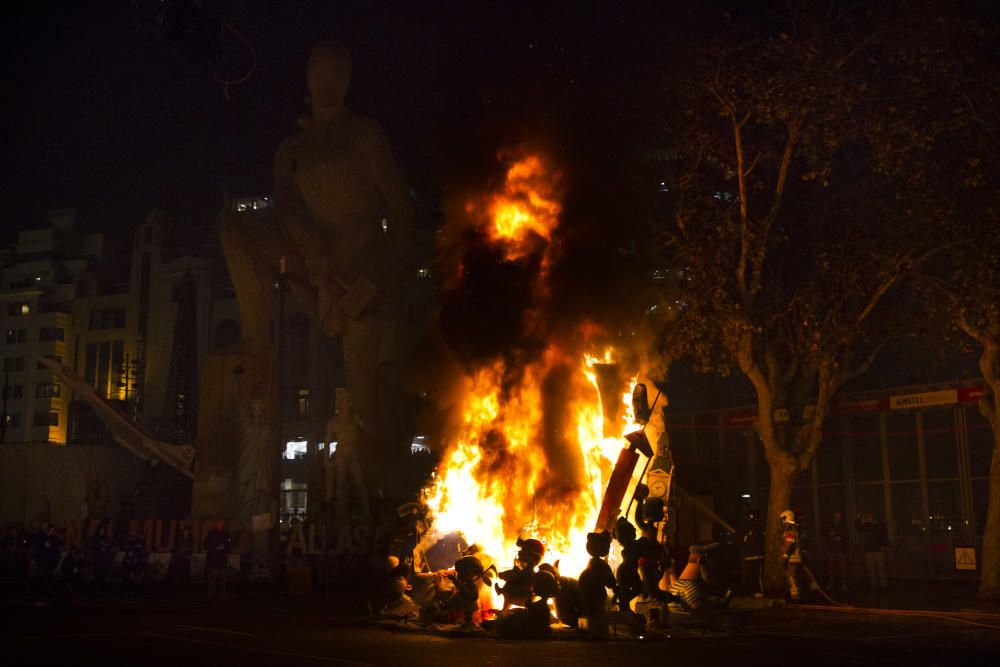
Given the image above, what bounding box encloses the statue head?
[334,387,353,416]
[307,42,351,108]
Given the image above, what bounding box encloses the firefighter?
[780,509,803,601]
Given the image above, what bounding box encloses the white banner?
[890,389,958,410]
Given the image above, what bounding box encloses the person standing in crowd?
[2,525,29,581]
[122,528,148,595]
[33,524,62,595]
[203,519,232,600]
[167,525,195,591]
[59,547,82,596]
[826,510,848,592]
[855,511,890,589]
[88,525,114,594]
[740,508,765,596]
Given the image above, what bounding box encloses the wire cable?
[212,23,256,101]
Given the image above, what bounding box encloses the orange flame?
[473,154,562,261]
[422,348,641,587]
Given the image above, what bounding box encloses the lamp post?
[272,256,288,582]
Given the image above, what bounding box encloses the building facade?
[1,209,103,444]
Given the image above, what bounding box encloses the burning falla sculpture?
[220,42,412,518]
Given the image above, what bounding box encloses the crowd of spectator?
[0,520,229,598]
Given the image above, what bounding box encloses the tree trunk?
[978,422,1000,600]
[977,342,1000,600]
[762,455,798,595]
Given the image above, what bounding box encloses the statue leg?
[347,453,371,519]
[220,214,278,355]
[219,213,312,354]
[342,314,381,458]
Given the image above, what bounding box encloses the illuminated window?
[283,440,308,460]
[7,303,31,317]
[5,413,20,428]
[411,435,430,454]
[416,268,431,279]
[296,388,310,418]
[35,383,61,399]
[5,329,27,344]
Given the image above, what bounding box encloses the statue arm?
[362,120,414,263]
[273,137,325,250]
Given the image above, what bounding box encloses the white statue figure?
[326,387,371,522]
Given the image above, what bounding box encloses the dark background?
[0,0,708,243]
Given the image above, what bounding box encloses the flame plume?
[423,153,642,585]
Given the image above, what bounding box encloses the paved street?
[3,595,1000,666]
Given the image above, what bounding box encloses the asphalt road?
[2,595,1000,666]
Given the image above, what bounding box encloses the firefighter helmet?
[779,509,796,525]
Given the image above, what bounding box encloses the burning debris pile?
[369,151,742,637]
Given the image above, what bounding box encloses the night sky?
[0,0,703,244]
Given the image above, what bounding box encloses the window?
[890,482,924,536]
[38,327,64,342]
[923,409,958,479]
[928,480,961,535]
[3,384,23,400]
[5,329,27,344]
[3,357,25,372]
[850,415,884,483]
[886,412,919,481]
[854,483,886,523]
[817,430,845,484]
[33,412,59,427]
[88,308,126,330]
[296,388,310,418]
[818,485,846,523]
[4,413,20,428]
[283,440,308,460]
[7,302,31,316]
[35,383,61,399]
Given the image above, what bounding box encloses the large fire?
[422,154,645,594]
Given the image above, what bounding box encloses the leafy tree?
[657,3,970,593]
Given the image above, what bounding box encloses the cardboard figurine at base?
[577,530,619,637]
[495,537,545,610]
[450,552,497,625]
[495,568,560,639]
[634,487,669,603]
[668,543,732,612]
[540,561,583,628]
[217,41,414,513]
[613,516,642,611]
